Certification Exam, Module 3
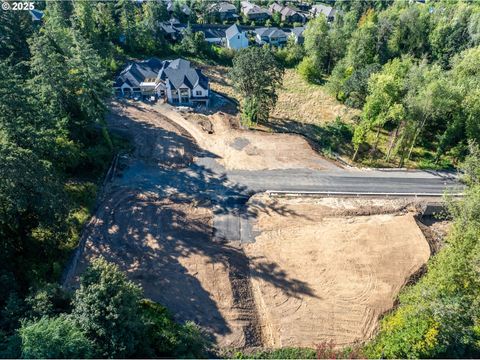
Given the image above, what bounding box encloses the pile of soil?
[179,110,338,171]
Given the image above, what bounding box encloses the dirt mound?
[108,102,199,168]
[180,110,338,171]
[243,196,430,348]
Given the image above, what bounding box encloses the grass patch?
[272,69,359,126]
[64,181,98,252]
[224,347,317,359]
[200,65,358,126]
[353,130,456,169]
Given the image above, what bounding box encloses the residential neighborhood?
[3,0,479,359]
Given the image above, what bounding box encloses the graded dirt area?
[243,195,431,348]
[155,103,337,171]
[73,189,257,348]
[69,101,435,351]
[68,102,262,348]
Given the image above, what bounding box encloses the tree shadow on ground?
[72,104,317,346]
[263,116,354,158]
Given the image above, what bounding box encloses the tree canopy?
[229,47,284,125]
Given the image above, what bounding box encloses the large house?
[208,2,238,21]
[114,58,210,106]
[225,24,249,50]
[269,2,306,23]
[194,26,226,45]
[255,27,287,46]
[241,1,271,21]
[310,4,337,22]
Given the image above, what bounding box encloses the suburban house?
[269,3,306,23]
[114,58,210,106]
[225,24,249,50]
[208,2,239,21]
[241,1,271,21]
[289,26,305,44]
[255,27,287,46]
[269,2,284,14]
[280,6,306,23]
[159,18,184,41]
[310,4,337,21]
[193,26,226,45]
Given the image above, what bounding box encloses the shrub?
[19,315,96,359]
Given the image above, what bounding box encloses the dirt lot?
[69,102,263,348]
[243,195,431,348]
[69,102,435,350]
[155,104,338,171]
[73,189,258,348]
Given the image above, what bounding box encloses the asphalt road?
[110,103,464,245]
[195,156,462,197]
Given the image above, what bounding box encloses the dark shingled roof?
[115,58,163,88]
[115,58,208,91]
[255,27,286,39]
[161,59,208,90]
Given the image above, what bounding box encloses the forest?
[0,0,479,358]
[297,0,480,168]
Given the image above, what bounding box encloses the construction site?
[64,101,454,350]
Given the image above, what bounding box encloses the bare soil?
[69,102,436,350]
[73,189,259,347]
[243,195,431,348]
[155,103,338,171]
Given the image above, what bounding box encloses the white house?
[225,24,249,50]
[114,58,210,106]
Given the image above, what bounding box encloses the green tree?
[355,57,413,161]
[20,315,95,358]
[229,47,284,125]
[72,257,144,358]
[435,46,480,162]
[0,10,33,69]
[386,3,431,59]
[72,0,96,43]
[365,143,480,358]
[429,3,474,68]
[300,16,332,82]
[116,0,136,51]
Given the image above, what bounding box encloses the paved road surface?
[112,104,464,244]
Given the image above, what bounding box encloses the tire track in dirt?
[66,101,265,348]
